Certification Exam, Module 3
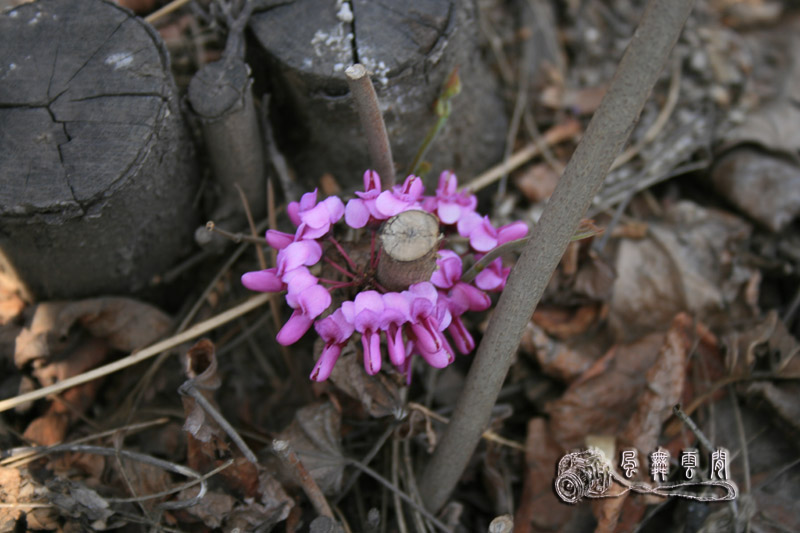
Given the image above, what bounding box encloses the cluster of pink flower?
[242,170,528,381]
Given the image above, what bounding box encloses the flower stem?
[328,237,360,273]
[419,0,695,512]
[323,256,357,279]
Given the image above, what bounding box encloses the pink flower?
[277,271,331,345]
[381,292,410,367]
[431,251,490,354]
[474,257,511,291]
[310,307,355,381]
[345,170,383,228]
[276,239,322,274]
[404,283,453,368]
[422,171,478,225]
[266,229,294,250]
[287,189,345,239]
[459,214,528,252]
[241,268,283,293]
[343,291,386,375]
[375,175,424,218]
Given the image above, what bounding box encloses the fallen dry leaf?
[180,339,260,498]
[520,322,594,383]
[328,345,404,419]
[545,331,665,450]
[609,201,754,342]
[513,418,577,533]
[619,313,691,454]
[273,402,344,496]
[14,297,171,371]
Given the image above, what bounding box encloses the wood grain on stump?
[377,210,440,291]
[250,0,506,189]
[0,0,197,300]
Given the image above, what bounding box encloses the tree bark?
[188,58,266,228]
[0,0,197,300]
[418,0,696,512]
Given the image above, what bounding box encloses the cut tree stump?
[377,210,440,291]
[250,0,507,190]
[0,0,198,300]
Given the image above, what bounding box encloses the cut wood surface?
[377,210,440,291]
[0,0,197,300]
[250,0,506,188]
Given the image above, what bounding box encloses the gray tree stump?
[0,0,198,300]
[250,0,507,189]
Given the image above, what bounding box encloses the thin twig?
[345,64,395,188]
[419,0,695,512]
[462,119,582,193]
[728,388,751,494]
[407,402,524,451]
[235,183,268,269]
[206,221,266,244]
[344,458,452,533]
[273,439,335,519]
[6,444,208,510]
[672,404,714,454]
[0,294,271,414]
[145,0,192,23]
[180,383,258,464]
[391,438,409,533]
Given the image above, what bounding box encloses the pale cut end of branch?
[377,210,440,291]
[345,63,367,80]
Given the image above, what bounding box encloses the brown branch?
[418,0,695,512]
[345,64,395,188]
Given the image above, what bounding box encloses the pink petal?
[302,202,333,230]
[431,251,462,288]
[315,308,354,343]
[266,230,295,250]
[451,282,491,312]
[416,343,451,369]
[469,223,498,252]
[375,191,409,218]
[298,284,331,318]
[386,324,406,366]
[284,268,318,308]
[354,290,385,315]
[279,240,322,271]
[354,309,382,333]
[437,201,462,225]
[456,211,482,238]
[310,343,342,381]
[497,221,529,245]
[408,282,438,303]
[363,170,382,191]
[400,175,424,199]
[410,321,442,354]
[276,311,314,345]
[340,301,355,323]
[382,292,410,321]
[475,264,505,291]
[345,199,370,228]
[241,269,283,292]
[322,196,345,222]
[448,316,475,354]
[300,189,319,210]
[437,170,457,196]
[362,330,382,375]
